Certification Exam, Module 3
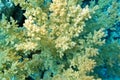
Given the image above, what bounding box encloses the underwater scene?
[0,0,120,80]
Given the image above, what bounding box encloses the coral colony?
[0,0,120,80]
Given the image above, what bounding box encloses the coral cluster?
[0,0,120,80]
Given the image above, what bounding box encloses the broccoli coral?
[0,0,120,80]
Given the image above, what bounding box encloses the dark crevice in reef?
[81,0,98,8]
[27,50,42,59]
[0,1,26,27]
[11,4,26,27]
[25,76,34,80]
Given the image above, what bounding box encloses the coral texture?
[0,0,120,80]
